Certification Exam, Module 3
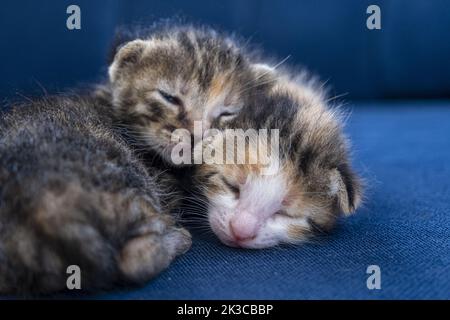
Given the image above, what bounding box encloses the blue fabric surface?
[85,101,449,300]
[1,1,450,99]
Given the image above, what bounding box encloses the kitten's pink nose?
[229,213,258,241]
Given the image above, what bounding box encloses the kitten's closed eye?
[221,176,240,197]
[158,90,183,106]
[218,111,237,119]
[275,210,291,218]
[211,101,243,124]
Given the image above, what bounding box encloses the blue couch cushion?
[87,101,450,299]
[1,1,450,99]
[0,0,117,98]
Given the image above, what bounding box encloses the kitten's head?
[108,26,257,163]
[195,87,363,249]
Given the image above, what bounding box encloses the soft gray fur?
[0,95,191,295]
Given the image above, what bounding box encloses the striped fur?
[0,95,191,295]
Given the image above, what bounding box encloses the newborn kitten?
[104,25,263,164]
[103,24,362,249]
[0,95,191,295]
[195,69,363,248]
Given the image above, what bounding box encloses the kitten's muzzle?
[229,212,259,242]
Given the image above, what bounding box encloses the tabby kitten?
[0,95,191,295]
[195,68,363,248]
[103,25,265,164]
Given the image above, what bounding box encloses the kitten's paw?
[162,226,192,257]
[118,218,191,284]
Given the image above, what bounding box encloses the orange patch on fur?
[208,75,227,102]
[287,224,308,239]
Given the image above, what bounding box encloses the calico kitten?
[195,69,363,248]
[102,25,265,164]
[101,24,362,249]
[0,95,191,295]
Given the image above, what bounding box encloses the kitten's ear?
[115,39,146,66]
[108,40,146,82]
[108,26,144,64]
[330,165,363,215]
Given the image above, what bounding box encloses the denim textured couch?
[1,1,449,299]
